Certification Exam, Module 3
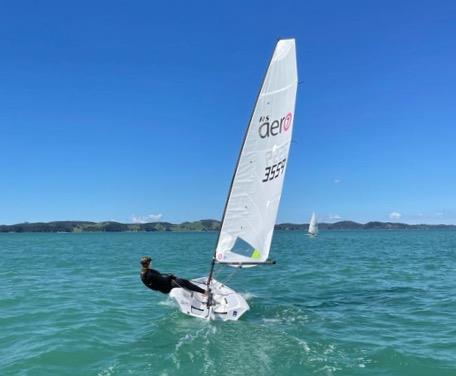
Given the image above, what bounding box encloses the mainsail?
[214,39,298,266]
[308,212,318,236]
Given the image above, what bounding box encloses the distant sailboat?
[308,212,318,236]
[169,39,298,321]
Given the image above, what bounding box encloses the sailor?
[140,256,207,295]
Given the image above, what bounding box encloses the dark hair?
[140,256,152,267]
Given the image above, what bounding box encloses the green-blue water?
[1,231,456,375]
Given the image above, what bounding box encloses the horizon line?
[1,219,456,227]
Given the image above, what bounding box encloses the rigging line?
[222,267,241,286]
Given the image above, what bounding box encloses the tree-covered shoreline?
[0,220,455,233]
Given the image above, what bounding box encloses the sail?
[215,39,298,266]
[308,212,318,235]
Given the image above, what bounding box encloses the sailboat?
[308,212,318,236]
[169,39,298,321]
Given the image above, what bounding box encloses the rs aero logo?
[258,112,293,138]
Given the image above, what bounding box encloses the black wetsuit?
[140,268,206,295]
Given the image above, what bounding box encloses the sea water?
[1,230,455,375]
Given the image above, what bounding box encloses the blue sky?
[1,1,455,225]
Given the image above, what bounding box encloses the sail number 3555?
[262,158,287,182]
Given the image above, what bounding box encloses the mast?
[206,42,279,290]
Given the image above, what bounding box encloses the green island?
[0,220,455,233]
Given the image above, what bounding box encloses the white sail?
[308,212,318,235]
[215,39,298,266]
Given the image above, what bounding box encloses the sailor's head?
[140,256,152,268]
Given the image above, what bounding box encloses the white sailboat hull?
[169,277,249,321]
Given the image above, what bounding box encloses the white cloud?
[389,212,401,220]
[333,178,342,184]
[131,213,163,224]
[435,212,444,217]
[329,214,342,220]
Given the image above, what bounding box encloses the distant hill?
[276,221,456,230]
[0,220,455,233]
[0,220,221,233]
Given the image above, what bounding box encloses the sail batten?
[215,39,298,266]
[260,82,296,96]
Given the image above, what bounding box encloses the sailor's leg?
[174,278,206,294]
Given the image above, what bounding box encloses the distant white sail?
[308,212,318,236]
[215,39,298,266]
